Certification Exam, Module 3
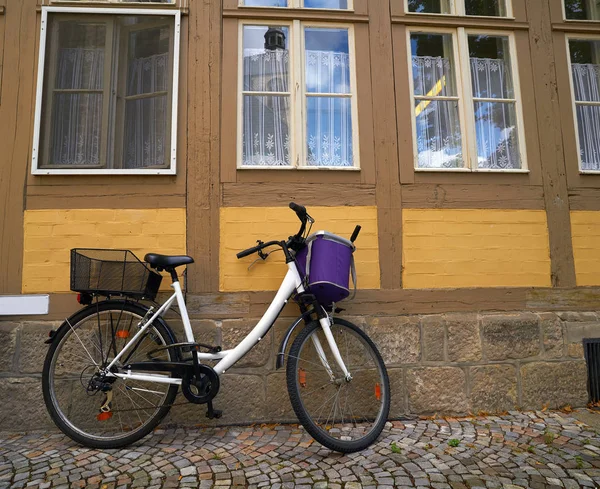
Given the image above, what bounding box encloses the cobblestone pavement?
[1,410,600,489]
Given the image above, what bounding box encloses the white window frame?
[406,27,528,172]
[562,0,600,21]
[404,0,514,18]
[237,20,360,170]
[565,33,600,174]
[239,0,354,10]
[31,6,181,175]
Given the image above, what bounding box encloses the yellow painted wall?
[220,206,380,292]
[23,209,186,293]
[571,211,600,286]
[403,209,552,289]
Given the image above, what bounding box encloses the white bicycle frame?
[105,260,351,385]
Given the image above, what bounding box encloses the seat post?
[167,268,179,283]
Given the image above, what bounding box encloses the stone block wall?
[0,310,596,431]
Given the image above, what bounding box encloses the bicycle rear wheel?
[42,300,179,449]
[286,318,390,453]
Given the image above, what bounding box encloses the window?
[564,0,600,20]
[407,0,510,17]
[32,8,181,175]
[567,38,600,172]
[408,29,525,171]
[239,22,358,169]
[241,0,350,8]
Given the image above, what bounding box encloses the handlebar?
[236,202,309,261]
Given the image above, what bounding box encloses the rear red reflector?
[97,412,113,422]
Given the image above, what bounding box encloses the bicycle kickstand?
[206,400,222,420]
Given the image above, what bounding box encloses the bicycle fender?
[275,310,314,370]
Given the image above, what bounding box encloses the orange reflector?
[116,330,130,339]
[375,383,381,401]
[299,368,307,388]
[96,411,113,421]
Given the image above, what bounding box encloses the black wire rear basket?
[70,249,162,300]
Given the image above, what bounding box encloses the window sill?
[415,167,529,173]
[32,168,176,176]
[580,170,600,175]
[238,165,360,171]
[237,5,355,13]
[404,12,515,21]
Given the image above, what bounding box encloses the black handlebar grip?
[350,225,361,243]
[289,202,307,217]
[236,245,261,259]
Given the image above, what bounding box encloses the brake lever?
[247,249,281,271]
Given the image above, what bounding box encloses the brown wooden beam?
[526,0,576,287]
[370,0,403,290]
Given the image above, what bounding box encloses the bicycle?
[42,203,391,453]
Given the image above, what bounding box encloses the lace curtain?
[242,49,291,166]
[50,48,104,166]
[123,52,169,168]
[50,48,168,168]
[242,49,352,167]
[413,55,462,169]
[572,63,600,171]
[413,55,520,169]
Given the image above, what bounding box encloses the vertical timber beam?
[526,0,576,287]
[369,0,403,289]
[0,0,38,293]
[186,0,222,293]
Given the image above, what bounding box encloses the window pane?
[122,19,172,169]
[414,99,463,169]
[465,0,506,16]
[569,40,600,102]
[242,95,291,166]
[410,33,457,96]
[53,22,105,90]
[474,101,521,169]
[243,26,289,92]
[45,19,106,167]
[565,0,600,20]
[576,105,600,170]
[305,28,350,94]
[407,0,451,14]
[125,24,170,96]
[50,93,103,166]
[243,0,288,6]
[468,35,514,99]
[306,97,353,166]
[304,0,348,8]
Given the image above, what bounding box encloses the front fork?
[311,314,352,383]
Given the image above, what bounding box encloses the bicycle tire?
[42,300,179,449]
[286,318,390,453]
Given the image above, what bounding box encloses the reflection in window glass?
[408,0,451,14]
[468,35,520,169]
[304,28,353,166]
[465,0,506,16]
[241,25,291,166]
[565,0,600,20]
[304,0,348,8]
[410,33,463,168]
[569,39,600,171]
[243,0,287,6]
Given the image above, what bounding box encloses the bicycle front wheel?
[286,318,390,453]
[42,300,179,449]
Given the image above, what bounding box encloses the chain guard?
[181,364,220,405]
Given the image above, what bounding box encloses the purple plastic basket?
[296,231,355,307]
